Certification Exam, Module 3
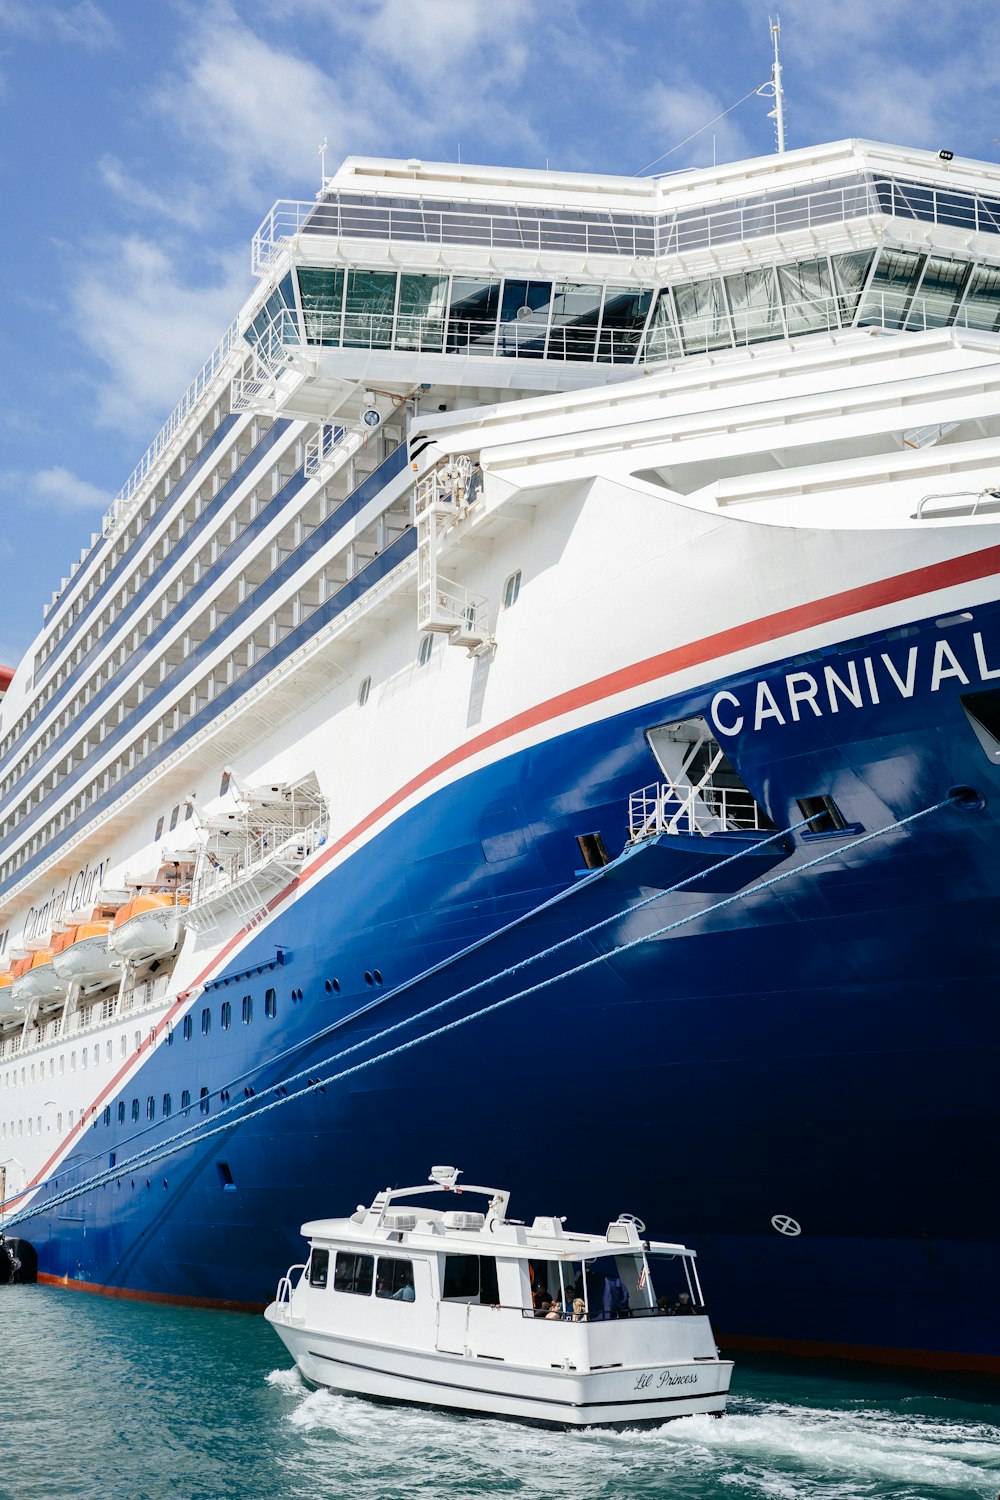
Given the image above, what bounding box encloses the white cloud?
[0,0,116,49]
[98,155,208,230]
[636,79,754,173]
[0,466,106,512]
[71,236,252,435]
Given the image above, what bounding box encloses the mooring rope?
[4,795,954,1229]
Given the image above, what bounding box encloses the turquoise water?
[1,1286,997,1500]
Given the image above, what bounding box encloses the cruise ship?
[1,136,999,1374]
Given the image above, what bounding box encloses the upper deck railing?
[251,173,1000,276]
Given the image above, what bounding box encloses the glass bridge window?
[396,274,448,352]
[598,285,652,363]
[548,282,603,361]
[644,290,681,360]
[343,269,397,349]
[247,272,297,359]
[859,248,924,330]
[777,258,836,334]
[908,256,970,330]
[674,277,731,354]
[447,277,500,353]
[298,267,344,345]
[961,264,1000,332]
[497,279,552,358]
[831,249,875,325]
[725,267,783,346]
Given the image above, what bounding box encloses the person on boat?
[545,1300,563,1320]
[571,1297,586,1322]
[392,1270,415,1301]
[673,1291,695,1314]
[656,1294,673,1315]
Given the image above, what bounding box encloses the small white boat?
[11,949,68,1006]
[51,921,120,987]
[265,1166,733,1428]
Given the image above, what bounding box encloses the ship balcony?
[628,780,772,841]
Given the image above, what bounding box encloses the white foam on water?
[268,1381,1000,1499]
[266,1365,307,1394]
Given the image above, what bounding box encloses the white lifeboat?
[109,894,188,963]
[12,947,69,1006]
[51,920,120,986]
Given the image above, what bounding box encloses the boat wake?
[266,1372,1000,1498]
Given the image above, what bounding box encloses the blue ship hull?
[21,602,1000,1373]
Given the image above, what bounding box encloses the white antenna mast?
[767,15,785,153]
[318,137,328,190]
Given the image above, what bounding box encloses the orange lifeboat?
[12,946,68,1005]
[109,893,188,962]
[51,919,119,987]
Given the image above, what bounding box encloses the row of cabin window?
[170,990,277,1042]
[310,1250,499,1303]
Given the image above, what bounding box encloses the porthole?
[373,969,383,985]
[220,1000,231,1030]
[418,634,433,666]
[364,971,374,987]
[265,988,277,1019]
[358,676,371,707]
[117,1102,125,1125]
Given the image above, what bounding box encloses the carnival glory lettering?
[710,629,999,737]
[24,857,109,944]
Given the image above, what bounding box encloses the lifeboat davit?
[12,947,69,1006]
[51,920,120,987]
[109,894,188,963]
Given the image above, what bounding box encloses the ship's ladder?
[416,456,493,654]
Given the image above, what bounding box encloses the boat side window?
[308,1249,330,1289]
[334,1251,374,1296]
[376,1257,416,1301]
[182,1015,192,1041]
[442,1253,498,1303]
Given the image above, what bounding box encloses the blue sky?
[1,0,998,665]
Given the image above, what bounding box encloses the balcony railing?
[629,780,770,840]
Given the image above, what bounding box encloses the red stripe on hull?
[37,1270,264,1313]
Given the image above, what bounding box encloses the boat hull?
[265,1310,731,1427]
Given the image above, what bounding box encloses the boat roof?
[300,1167,694,1262]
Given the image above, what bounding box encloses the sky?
[1,0,999,665]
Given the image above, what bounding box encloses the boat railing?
[629,780,769,840]
[272,1263,307,1319]
[519,1303,706,1321]
[0,972,173,1060]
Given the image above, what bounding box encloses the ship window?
[498,278,552,358]
[447,276,501,353]
[396,274,447,352]
[117,1102,125,1124]
[376,1257,415,1301]
[344,269,396,349]
[334,1251,374,1296]
[184,803,193,821]
[418,634,433,666]
[831,249,875,324]
[169,805,179,831]
[163,1093,171,1117]
[859,247,924,329]
[644,288,681,360]
[264,988,276,1018]
[220,771,231,797]
[217,1160,235,1191]
[548,282,603,361]
[220,1001,231,1030]
[961,263,1000,332]
[599,285,652,362]
[358,675,371,707]
[146,1096,155,1121]
[131,1098,139,1121]
[777,257,836,334]
[242,994,252,1025]
[502,570,521,610]
[155,816,164,840]
[908,255,969,329]
[181,1090,191,1114]
[199,1087,209,1115]
[183,1016,192,1041]
[201,1007,211,1036]
[797,794,849,834]
[309,1249,330,1288]
[103,1106,111,1127]
[443,1254,499,1302]
[298,267,345,344]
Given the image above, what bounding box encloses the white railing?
[0,973,172,1061]
[251,172,1000,275]
[629,780,769,840]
